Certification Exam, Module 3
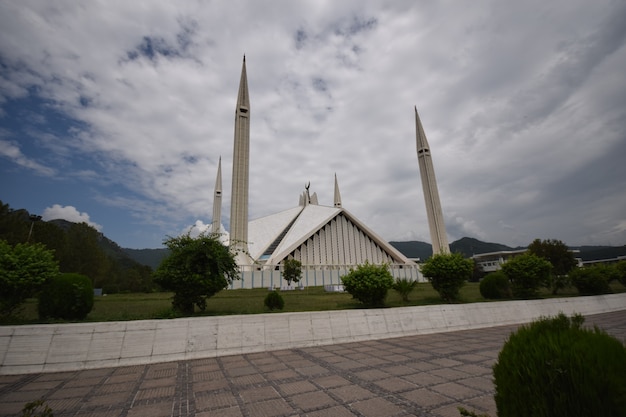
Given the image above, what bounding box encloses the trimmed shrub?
[38,273,94,320]
[479,271,511,299]
[570,265,611,295]
[393,278,419,302]
[264,290,284,311]
[421,252,473,302]
[493,313,626,417]
[501,253,551,298]
[341,262,394,307]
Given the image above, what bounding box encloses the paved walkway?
[0,310,624,417]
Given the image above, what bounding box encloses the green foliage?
[341,262,394,307]
[527,239,577,294]
[501,253,552,298]
[479,271,511,299]
[38,273,94,320]
[154,233,239,315]
[20,399,54,417]
[569,265,612,295]
[282,258,302,286]
[616,260,626,286]
[0,201,156,294]
[393,278,418,302]
[264,290,285,311]
[470,259,485,282]
[420,252,473,302]
[493,313,626,417]
[0,240,59,317]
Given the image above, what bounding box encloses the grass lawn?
[5,281,625,325]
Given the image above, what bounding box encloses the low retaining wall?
[1,294,625,375]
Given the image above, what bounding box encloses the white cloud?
[0,140,56,176]
[1,0,625,248]
[182,220,211,238]
[42,205,103,231]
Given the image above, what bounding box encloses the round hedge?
[38,273,94,320]
[264,290,284,311]
[479,271,511,299]
[493,313,626,417]
[341,262,394,307]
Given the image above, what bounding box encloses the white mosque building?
[213,58,450,289]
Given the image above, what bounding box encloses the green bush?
[0,240,59,318]
[38,273,94,320]
[341,262,394,307]
[479,271,511,299]
[264,290,284,311]
[493,313,626,417]
[420,252,473,302]
[616,260,626,287]
[501,253,551,299]
[393,278,419,302]
[570,265,612,295]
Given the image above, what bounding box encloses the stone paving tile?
[277,380,317,396]
[195,391,238,410]
[196,406,243,417]
[373,376,419,393]
[239,386,281,403]
[290,390,337,411]
[401,387,450,408]
[304,405,357,417]
[312,375,351,389]
[328,385,376,402]
[351,397,405,417]
[0,310,623,417]
[245,398,294,416]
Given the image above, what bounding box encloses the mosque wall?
[231,264,424,290]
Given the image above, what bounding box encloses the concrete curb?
[1,293,625,375]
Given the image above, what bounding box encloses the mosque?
[212,58,449,289]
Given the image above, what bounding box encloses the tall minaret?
[415,107,450,255]
[230,56,250,257]
[334,173,342,208]
[211,156,222,234]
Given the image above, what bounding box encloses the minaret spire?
[230,56,251,259]
[211,156,222,234]
[334,173,342,208]
[415,107,450,255]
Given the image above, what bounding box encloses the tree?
[527,238,578,294]
[501,253,552,298]
[154,233,239,315]
[282,258,302,286]
[0,240,59,317]
[341,262,394,307]
[420,252,473,302]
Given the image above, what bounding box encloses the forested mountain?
[0,201,154,293]
[389,237,523,260]
[390,237,626,262]
[123,248,170,270]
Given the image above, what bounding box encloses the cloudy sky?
[1,1,625,249]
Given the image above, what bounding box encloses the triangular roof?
[247,203,413,266]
